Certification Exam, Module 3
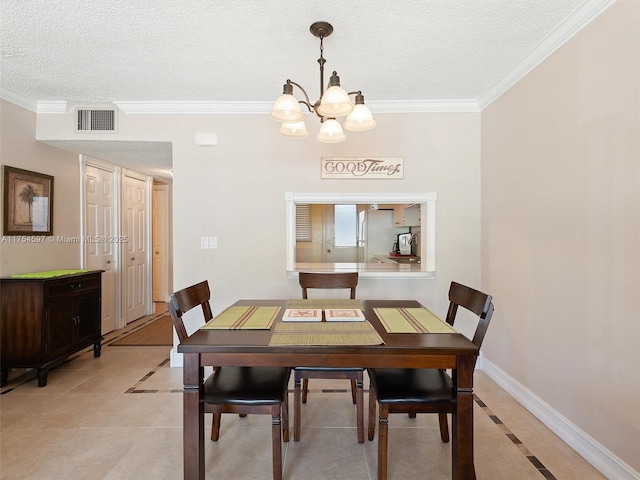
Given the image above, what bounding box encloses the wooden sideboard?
[0,270,103,387]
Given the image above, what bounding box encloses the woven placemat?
[269,320,383,346]
[374,307,457,333]
[286,299,364,310]
[202,306,281,330]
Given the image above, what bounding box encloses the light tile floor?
[1,315,606,480]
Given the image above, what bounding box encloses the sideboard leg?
[37,367,48,387]
[1,368,8,387]
[93,340,102,357]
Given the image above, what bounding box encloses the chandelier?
[270,21,376,143]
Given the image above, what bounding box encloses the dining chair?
[168,280,291,480]
[367,281,494,480]
[293,271,364,443]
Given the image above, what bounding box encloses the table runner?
[374,307,457,333]
[286,299,364,310]
[201,306,281,330]
[269,321,383,346]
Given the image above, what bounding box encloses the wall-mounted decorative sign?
[2,166,54,236]
[321,157,403,179]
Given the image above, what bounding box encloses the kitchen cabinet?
[0,270,103,387]
[393,204,421,227]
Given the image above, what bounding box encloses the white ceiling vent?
[75,107,118,133]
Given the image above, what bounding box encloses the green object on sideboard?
[10,269,91,279]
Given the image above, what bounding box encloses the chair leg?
[271,405,283,480]
[282,392,290,443]
[294,373,302,441]
[356,373,364,443]
[438,413,450,443]
[377,404,389,480]
[368,384,376,441]
[302,378,309,403]
[350,378,357,404]
[211,412,222,441]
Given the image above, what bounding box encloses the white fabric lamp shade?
[279,121,309,138]
[343,104,376,131]
[270,94,304,122]
[317,85,353,117]
[316,118,346,143]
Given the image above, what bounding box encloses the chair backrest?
[445,281,494,348]
[167,280,213,343]
[298,272,358,299]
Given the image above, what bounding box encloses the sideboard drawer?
[46,276,101,297]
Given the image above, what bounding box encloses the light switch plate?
[201,237,209,249]
[209,237,217,249]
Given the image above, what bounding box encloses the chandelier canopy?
[270,21,376,143]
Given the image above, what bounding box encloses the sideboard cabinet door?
[46,299,76,360]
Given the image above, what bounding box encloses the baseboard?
[170,348,183,368]
[481,357,639,480]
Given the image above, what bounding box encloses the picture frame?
[2,166,54,236]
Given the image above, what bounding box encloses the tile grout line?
[1,312,169,394]
[122,364,559,480]
[103,312,169,346]
[474,395,558,480]
[124,358,179,393]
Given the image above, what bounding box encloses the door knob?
[131,257,135,261]
[105,260,111,264]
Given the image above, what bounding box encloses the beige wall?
[481,0,639,473]
[35,108,483,321]
[171,112,482,319]
[0,100,81,275]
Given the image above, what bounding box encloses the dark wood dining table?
[178,299,480,480]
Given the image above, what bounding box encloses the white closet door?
[84,164,116,334]
[152,185,169,302]
[124,175,148,323]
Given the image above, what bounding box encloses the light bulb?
[270,94,303,122]
[316,119,346,143]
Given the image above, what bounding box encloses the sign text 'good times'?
[321,157,403,179]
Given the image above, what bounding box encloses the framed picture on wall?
[2,166,54,236]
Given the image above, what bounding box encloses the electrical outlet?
[200,236,209,249]
[209,237,217,249]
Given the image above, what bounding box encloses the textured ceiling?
[0,0,612,179]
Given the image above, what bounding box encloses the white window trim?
[285,192,437,278]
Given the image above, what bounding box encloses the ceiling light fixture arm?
[284,79,315,114]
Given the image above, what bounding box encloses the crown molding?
[37,101,69,114]
[0,88,38,112]
[0,89,70,113]
[478,0,617,109]
[367,100,480,113]
[113,100,274,115]
[114,99,480,115]
[0,92,479,115]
